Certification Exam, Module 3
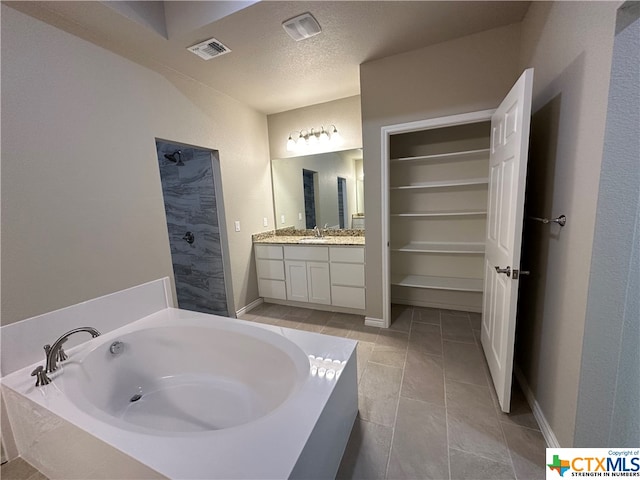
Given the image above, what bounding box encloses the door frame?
[155,138,236,317]
[378,109,495,328]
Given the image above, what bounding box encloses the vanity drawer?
[331,286,365,310]
[284,246,329,262]
[258,279,286,300]
[256,259,285,280]
[330,263,365,287]
[255,245,283,260]
[330,246,364,264]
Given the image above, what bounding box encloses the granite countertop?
[252,228,365,246]
[253,235,365,246]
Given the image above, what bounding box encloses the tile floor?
[0,457,47,480]
[240,302,547,480]
[2,303,546,480]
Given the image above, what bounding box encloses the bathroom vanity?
[254,234,365,312]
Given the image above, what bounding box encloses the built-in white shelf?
[391,242,485,254]
[390,148,490,164]
[390,177,489,190]
[391,210,487,218]
[391,274,484,292]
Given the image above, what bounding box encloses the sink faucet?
[313,225,322,237]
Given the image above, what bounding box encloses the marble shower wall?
[155,141,229,316]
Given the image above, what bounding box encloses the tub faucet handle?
[31,365,51,387]
[57,346,68,362]
[56,337,69,362]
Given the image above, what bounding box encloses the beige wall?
[267,96,362,160]
[516,2,617,447]
[1,5,273,325]
[360,24,522,320]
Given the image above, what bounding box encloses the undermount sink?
[298,237,329,244]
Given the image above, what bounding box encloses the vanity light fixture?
[286,125,340,152]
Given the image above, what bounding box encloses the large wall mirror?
[272,149,364,230]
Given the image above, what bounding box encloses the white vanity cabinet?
[284,246,331,305]
[254,242,366,312]
[255,245,286,300]
[330,247,366,309]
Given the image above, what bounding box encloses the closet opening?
[380,109,495,328]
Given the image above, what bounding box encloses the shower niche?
[155,140,234,316]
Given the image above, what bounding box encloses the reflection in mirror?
[272,149,364,230]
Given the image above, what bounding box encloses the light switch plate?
[263,217,268,227]
[234,221,240,232]
[281,215,285,224]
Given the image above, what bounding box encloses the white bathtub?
[2,308,358,479]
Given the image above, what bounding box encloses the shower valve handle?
[183,231,195,244]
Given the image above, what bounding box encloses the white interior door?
[481,68,534,413]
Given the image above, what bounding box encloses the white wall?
[1,5,273,325]
[573,2,639,447]
[516,2,618,447]
[360,24,522,321]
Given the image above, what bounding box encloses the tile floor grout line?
[448,446,516,468]
[496,398,520,480]
[383,307,412,480]
[497,420,542,433]
[478,328,519,480]
[437,310,454,480]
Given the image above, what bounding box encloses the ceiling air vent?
[187,37,231,60]
[282,12,322,41]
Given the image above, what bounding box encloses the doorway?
[337,177,348,228]
[155,140,234,316]
[303,168,318,229]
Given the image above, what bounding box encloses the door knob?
[182,231,195,244]
[494,266,511,277]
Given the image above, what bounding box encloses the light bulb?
[330,127,341,144]
[286,135,296,151]
[319,128,329,143]
[308,129,318,145]
[297,135,306,149]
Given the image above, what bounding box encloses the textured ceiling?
[6,1,530,114]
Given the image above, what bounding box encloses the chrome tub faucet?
[32,327,101,386]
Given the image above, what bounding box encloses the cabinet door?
[307,262,331,305]
[285,260,308,302]
[258,279,286,300]
[331,286,365,309]
[256,259,285,280]
[330,263,365,287]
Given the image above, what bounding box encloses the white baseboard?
[364,317,385,327]
[236,298,263,317]
[514,365,561,448]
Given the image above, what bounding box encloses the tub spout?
[44,327,101,375]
